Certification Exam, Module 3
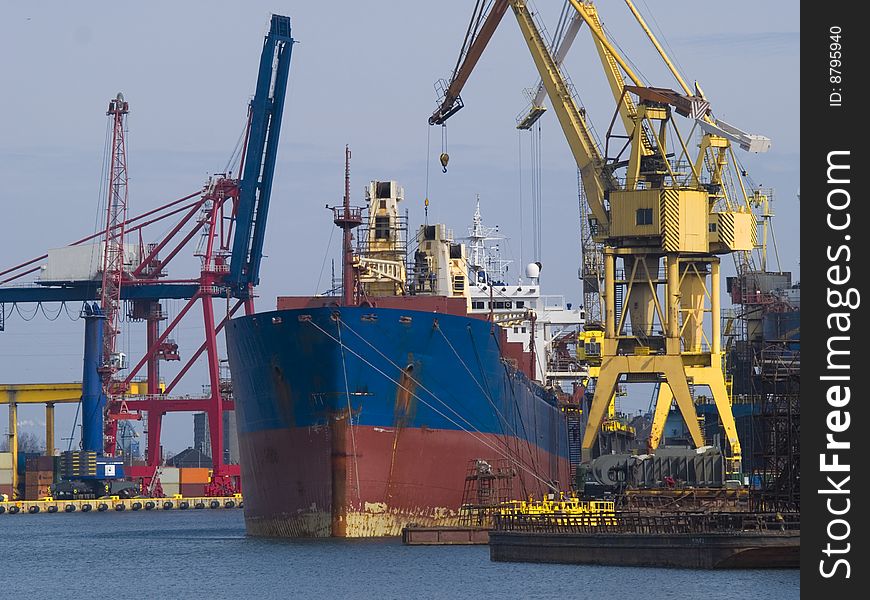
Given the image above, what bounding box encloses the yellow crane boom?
[429,0,769,475]
[509,0,612,230]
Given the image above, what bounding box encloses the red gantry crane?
[0,15,295,496]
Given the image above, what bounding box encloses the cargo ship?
[226,173,585,537]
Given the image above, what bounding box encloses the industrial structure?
[429,0,771,476]
[0,15,294,498]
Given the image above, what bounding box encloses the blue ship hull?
[226,304,571,537]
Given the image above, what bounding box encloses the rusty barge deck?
[489,511,799,569]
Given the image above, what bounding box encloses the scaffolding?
[725,270,799,512]
[458,458,516,526]
[749,338,800,512]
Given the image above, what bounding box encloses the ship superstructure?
[226,177,583,537]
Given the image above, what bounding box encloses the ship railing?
[493,510,800,534]
[546,357,584,375]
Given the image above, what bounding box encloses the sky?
[0,1,799,456]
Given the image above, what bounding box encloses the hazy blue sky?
[0,1,799,455]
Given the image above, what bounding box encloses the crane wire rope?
[95,115,112,234]
[552,0,573,48]
[306,317,558,492]
[223,117,249,175]
[66,400,82,452]
[425,124,431,224]
[335,318,362,502]
[330,316,556,489]
[517,130,524,272]
[529,121,543,263]
[352,314,518,464]
[313,222,336,295]
[88,115,114,281]
[436,323,526,447]
[488,327,547,486]
[600,21,650,87]
[375,316,548,482]
[638,0,689,88]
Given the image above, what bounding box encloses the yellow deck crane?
[429,0,771,474]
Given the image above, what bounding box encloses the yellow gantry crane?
[430,0,771,474]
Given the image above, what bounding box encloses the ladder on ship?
[566,408,583,486]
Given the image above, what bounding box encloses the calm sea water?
[0,510,798,599]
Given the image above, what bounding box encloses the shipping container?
[0,452,13,470]
[0,483,13,499]
[180,468,211,484]
[39,243,142,282]
[180,483,206,497]
[24,484,51,500]
[0,468,13,486]
[161,482,180,497]
[160,467,181,484]
[24,471,54,487]
[25,455,54,471]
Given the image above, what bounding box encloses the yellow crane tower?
[429,0,770,474]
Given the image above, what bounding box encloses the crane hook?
[440,152,449,173]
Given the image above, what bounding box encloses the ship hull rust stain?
[238,424,568,538]
[386,358,419,504]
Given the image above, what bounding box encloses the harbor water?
[0,511,798,599]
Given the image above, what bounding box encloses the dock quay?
[0,494,242,515]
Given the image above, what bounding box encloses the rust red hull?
[227,306,573,538]
[240,423,570,537]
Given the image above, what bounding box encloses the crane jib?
[228,15,294,295]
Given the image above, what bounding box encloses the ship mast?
[331,145,362,305]
[465,197,509,284]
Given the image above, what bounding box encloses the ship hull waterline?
[226,305,573,538]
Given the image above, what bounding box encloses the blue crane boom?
[0,15,294,307]
[228,15,294,296]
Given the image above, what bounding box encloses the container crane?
[430,0,771,474]
[0,14,295,495]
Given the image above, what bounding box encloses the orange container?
[179,467,211,484]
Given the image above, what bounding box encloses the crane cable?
[335,318,362,502]
[330,316,558,491]
[518,130,524,271]
[305,318,559,492]
[530,121,543,263]
[425,124,431,223]
[440,125,449,173]
[638,0,689,87]
[312,222,336,295]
